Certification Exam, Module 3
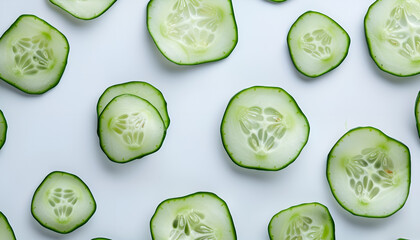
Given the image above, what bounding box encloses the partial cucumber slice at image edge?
[268,202,335,240]
[0,212,16,240]
[415,91,420,138]
[146,0,238,65]
[97,81,170,128]
[0,110,7,150]
[150,192,236,240]
[92,238,111,240]
[365,0,420,76]
[98,94,166,163]
[327,126,410,218]
[221,86,310,171]
[0,15,69,94]
[287,11,350,78]
[49,0,117,20]
[31,171,96,234]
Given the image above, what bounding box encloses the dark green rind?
[92,238,111,240]
[0,212,16,240]
[268,202,335,240]
[96,81,170,129]
[97,94,167,164]
[146,0,238,65]
[49,0,117,20]
[0,15,69,94]
[287,11,350,78]
[31,171,97,234]
[150,192,237,240]
[415,91,420,138]
[326,126,411,218]
[0,110,7,150]
[220,86,310,171]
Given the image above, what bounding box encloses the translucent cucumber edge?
[150,191,237,240]
[0,14,70,94]
[96,81,170,129]
[220,86,310,171]
[30,171,97,234]
[326,126,411,218]
[49,0,117,20]
[0,110,7,150]
[97,94,167,164]
[268,202,335,240]
[287,11,351,78]
[145,0,239,65]
[0,211,16,240]
[364,0,419,77]
[415,91,420,138]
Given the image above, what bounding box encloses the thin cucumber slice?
[327,127,410,218]
[150,192,236,240]
[49,0,116,20]
[31,171,96,234]
[268,202,335,240]
[220,86,309,171]
[0,110,7,150]
[365,0,420,76]
[415,91,420,137]
[146,0,238,65]
[98,94,166,163]
[287,11,350,77]
[97,81,170,129]
[0,15,69,94]
[92,238,111,240]
[0,212,16,240]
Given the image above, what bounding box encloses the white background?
[0,0,419,239]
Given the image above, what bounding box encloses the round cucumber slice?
[287,11,350,77]
[365,0,420,76]
[415,91,420,137]
[49,0,117,20]
[150,192,236,240]
[98,94,166,163]
[0,15,69,94]
[97,81,170,129]
[0,110,7,150]
[146,0,238,65]
[268,202,335,240]
[31,171,96,234]
[0,212,16,240]
[327,127,411,218]
[221,86,310,171]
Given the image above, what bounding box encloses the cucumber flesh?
[146,0,238,65]
[287,11,350,77]
[97,81,170,129]
[0,212,16,240]
[31,171,96,234]
[98,94,166,163]
[365,0,420,76]
[221,86,309,171]
[415,91,420,137]
[150,192,236,240]
[268,202,335,240]
[49,0,116,20]
[0,110,7,150]
[327,127,411,217]
[0,15,69,94]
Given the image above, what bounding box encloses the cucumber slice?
[49,0,116,20]
[31,171,96,234]
[92,238,111,240]
[365,0,420,76]
[98,94,166,163]
[415,91,420,137]
[268,202,335,240]
[0,212,16,240]
[287,11,350,77]
[150,192,236,240]
[0,15,69,94]
[146,0,238,65]
[327,127,410,218]
[0,110,7,150]
[220,86,309,171]
[97,81,170,129]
